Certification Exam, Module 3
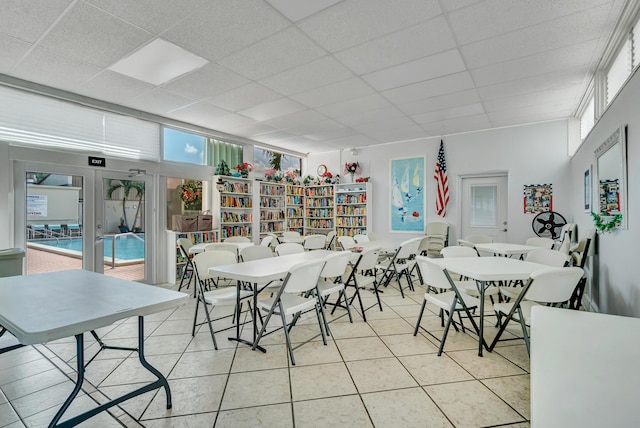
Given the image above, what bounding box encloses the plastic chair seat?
[203,288,252,305]
[424,290,480,312]
[258,293,317,316]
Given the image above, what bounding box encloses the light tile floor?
[0,278,530,427]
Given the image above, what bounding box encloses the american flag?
[434,140,449,216]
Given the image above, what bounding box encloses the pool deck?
[26,247,144,281]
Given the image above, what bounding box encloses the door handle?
[96,236,104,242]
[503,229,508,232]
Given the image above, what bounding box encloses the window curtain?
[208,138,243,167]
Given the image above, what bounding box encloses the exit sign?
[88,156,106,167]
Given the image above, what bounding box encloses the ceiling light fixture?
[350,147,358,156]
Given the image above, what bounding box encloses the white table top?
[189,242,254,254]
[280,237,304,244]
[210,250,334,283]
[424,256,547,281]
[348,240,397,253]
[530,306,640,427]
[474,243,539,256]
[0,270,188,345]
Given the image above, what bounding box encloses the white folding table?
[189,242,254,255]
[530,306,640,427]
[209,250,334,351]
[474,243,539,258]
[425,256,547,356]
[0,270,188,427]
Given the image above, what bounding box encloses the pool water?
[31,235,145,260]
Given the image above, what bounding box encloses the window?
[606,38,632,104]
[252,146,302,176]
[470,185,497,227]
[163,127,243,167]
[580,96,595,140]
[633,17,640,69]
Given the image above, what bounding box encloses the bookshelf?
[166,230,219,284]
[258,181,286,236]
[213,176,253,240]
[286,184,305,234]
[304,184,334,235]
[335,182,371,237]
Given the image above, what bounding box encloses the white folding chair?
[224,236,251,243]
[353,234,370,243]
[422,221,449,255]
[317,252,354,330]
[253,259,327,365]
[343,248,382,321]
[499,248,569,300]
[325,230,336,250]
[413,256,481,356]
[177,238,195,293]
[303,234,326,251]
[338,236,356,251]
[376,237,422,298]
[275,242,304,256]
[490,267,584,354]
[191,251,253,349]
[568,228,596,310]
[525,237,555,249]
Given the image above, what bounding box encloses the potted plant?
[118,218,128,233]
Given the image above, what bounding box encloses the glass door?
[95,171,151,282]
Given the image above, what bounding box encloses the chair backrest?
[396,237,422,259]
[193,250,237,281]
[303,234,326,250]
[526,237,555,249]
[355,248,380,271]
[338,236,356,251]
[240,245,273,262]
[525,267,584,303]
[275,242,304,256]
[321,251,352,279]
[464,235,493,244]
[203,243,238,255]
[282,231,301,240]
[353,234,370,243]
[571,228,596,268]
[441,245,478,258]
[325,230,336,249]
[282,259,325,294]
[177,238,193,256]
[426,221,449,237]
[525,248,569,267]
[260,235,273,247]
[225,236,251,243]
[416,256,454,291]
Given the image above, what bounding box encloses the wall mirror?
[595,125,627,228]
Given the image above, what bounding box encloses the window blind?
[633,17,640,69]
[0,86,160,161]
[580,97,595,140]
[606,38,632,104]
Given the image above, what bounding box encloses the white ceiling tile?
[276,139,334,153]
[219,28,326,81]
[363,49,466,91]
[489,109,575,127]
[39,2,152,67]
[76,70,156,104]
[412,103,485,124]
[254,130,298,144]
[285,119,344,136]
[123,88,196,115]
[304,127,358,142]
[477,70,584,100]
[0,0,72,43]
[239,98,305,122]
[163,0,289,60]
[421,113,491,134]
[382,71,475,104]
[265,0,343,22]
[471,40,598,87]
[10,46,103,91]
[337,106,406,128]
[197,113,255,132]
[298,0,442,52]
[448,0,614,44]
[165,100,231,124]
[0,34,32,74]
[461,4,613,69]
[226,122,277,138]
[207,83,283,112]
[291,77,374,108]
[352,116,416,134]
[259,56,354,96]
[398,89,481,116]
[263,109,329,130]
[335,16,457,75]
[320,134,376,149]
[440,0,486,12]
[85,0,205,35]
[364,124,427,143]
[162,62,250,100]
[317,94,393,119]
[483,86,578,113]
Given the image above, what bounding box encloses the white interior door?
[460,175,508,242]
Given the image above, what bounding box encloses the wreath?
[591,211,622,234]
[179,180,202,209]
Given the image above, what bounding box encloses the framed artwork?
[584,166,591,212]
[390,156,425,232]
[523,183,552,214]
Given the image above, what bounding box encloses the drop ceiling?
[0,0,628,154]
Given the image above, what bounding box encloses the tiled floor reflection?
[0,276,531,427]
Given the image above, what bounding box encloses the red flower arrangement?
[179,180,202,209]
[236,162,253,177]
[344,161,361,178]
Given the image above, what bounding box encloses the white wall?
[570,67,640,316]
[309,120,572,247]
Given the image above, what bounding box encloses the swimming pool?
[30,235,145,261]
